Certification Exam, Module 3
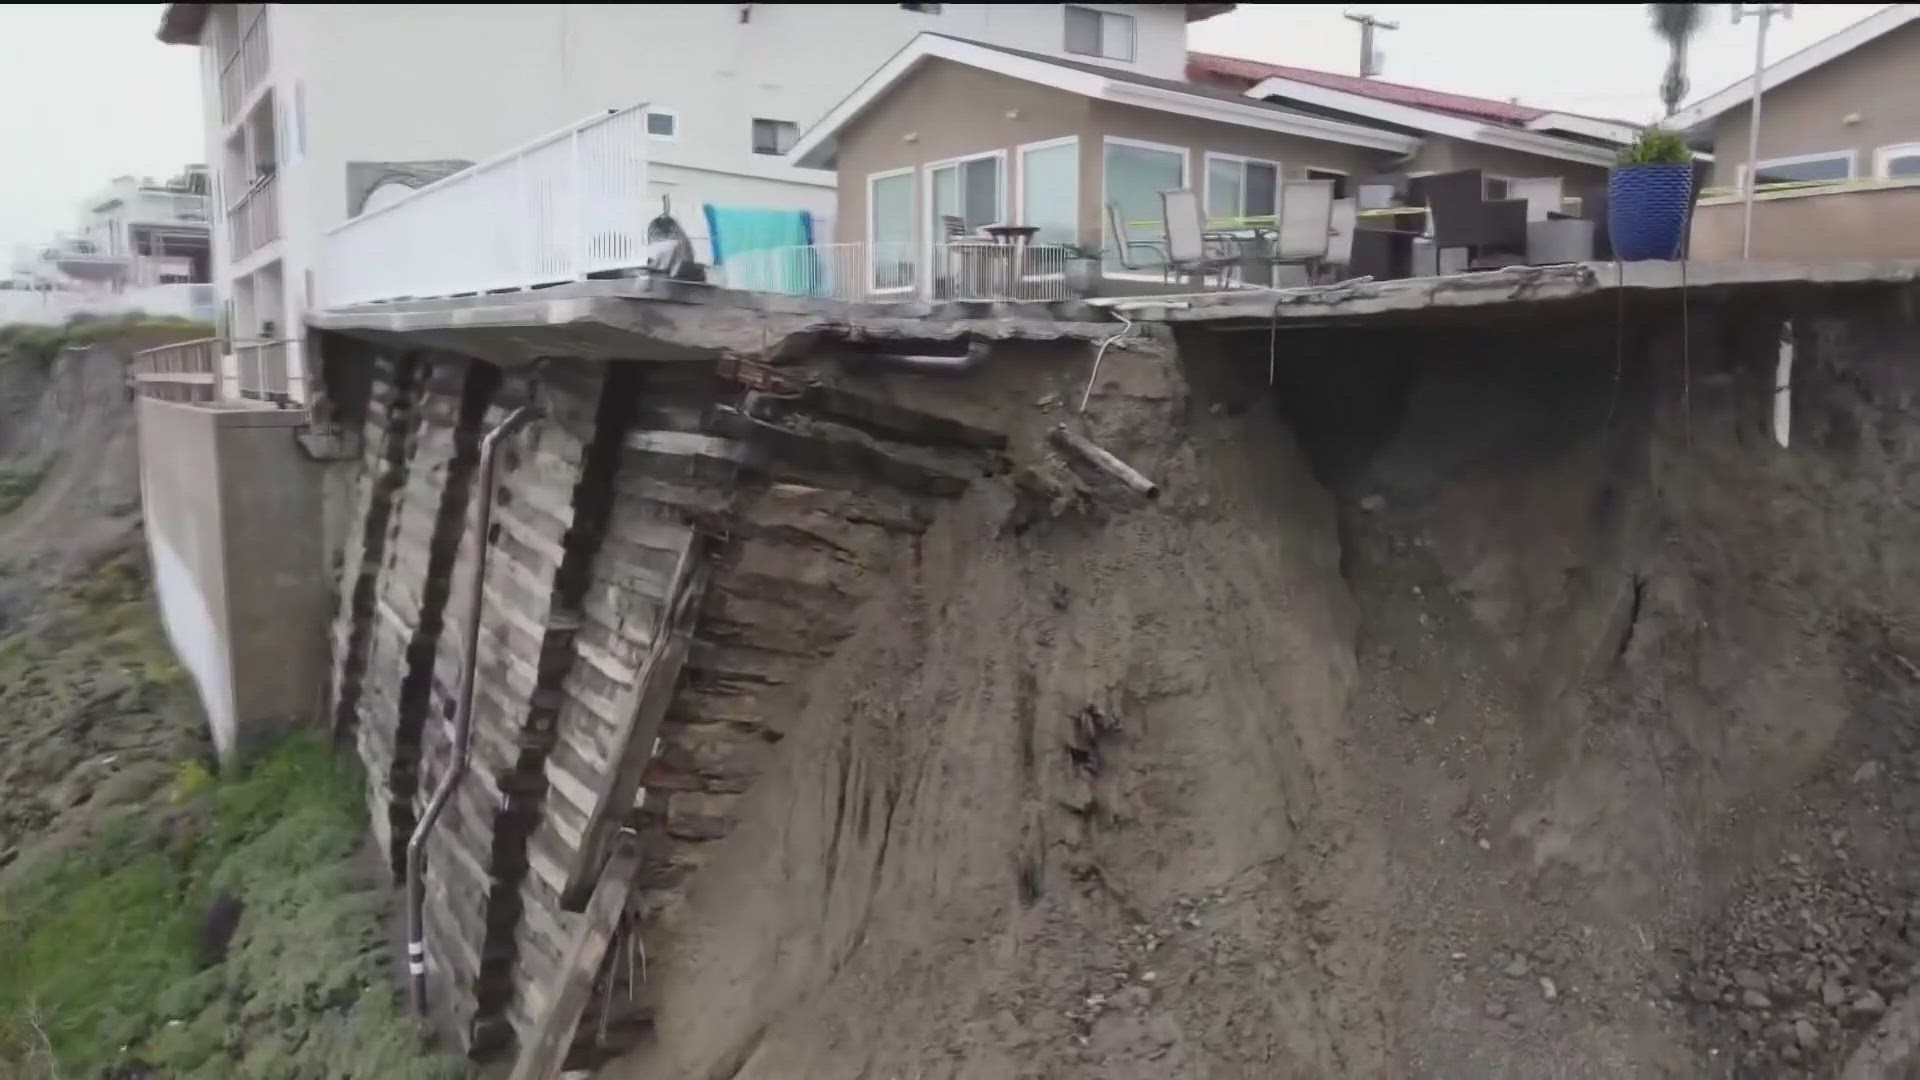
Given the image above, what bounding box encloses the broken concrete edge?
[1122,259,1920,324]
[307,290,1125,369]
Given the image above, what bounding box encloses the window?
[1018,137,1079,246]
[752,118,799,156]
[294,80,307,160]
[1066,5,1135,62]
[1205,152,1280,228]
[929,151,1004,236]
[1306,168,1349,200]
[1737,151,1854,190]
[646,109,678,141]
[1484,175,1520,201]
[1875,143,1920,180]
[1104,137,1186,272]
[867,168,915,292]
[900,2,942,11]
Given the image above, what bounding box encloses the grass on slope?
[0,312,210,368]
[0,553,467,1080]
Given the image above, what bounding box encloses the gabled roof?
[1189,51,1633,165]
[1668,4,1920,129]
[1188,51,1546,125]
[788,33,1421,170]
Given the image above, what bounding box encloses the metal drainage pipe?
[406,403,540,1015]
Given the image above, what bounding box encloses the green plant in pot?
[1609,2,1705,260]
[1611,128,1697,261]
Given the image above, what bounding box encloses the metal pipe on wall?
[405,402,540,1015]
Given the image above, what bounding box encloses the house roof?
[1188,51,1547,126]
[156,3,207,45]
[1667,4,1920,129]
[788,33,1421,169]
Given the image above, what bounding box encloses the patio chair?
[1105,200,1170,271]
[1249,178,1336,285]
[1322,197,1358,280]
[1424,170,1528,269]
[1159,189,1239,288]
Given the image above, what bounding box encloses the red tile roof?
[1187,51,1547,126]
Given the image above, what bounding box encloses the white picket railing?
[932,241,1073,302]
[321,105,652,308]
[724,242,918,302]
[724,241,1076,303]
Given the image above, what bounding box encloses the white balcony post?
[569,128,584,282]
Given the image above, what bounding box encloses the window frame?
[645,108,680,143]
[1203,151,1283,229]
[1015,135,1081,264]
[751,117,799,156]
[1483,174,1523,201]
[1102,135,1190,279]
[1735,149,1856,191]
[1305,167,1349,201]
[866,165,918,295]
[1873,143,1920,180]
[924,148,1009,240]
[1065,5,1137,63]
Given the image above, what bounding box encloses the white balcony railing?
[321,104,652,309]
[724,241,1076,303]
[235,338,296,400]
[131,338,222,404]
[227,172,280,260]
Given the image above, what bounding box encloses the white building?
[155,3,1229,403]
[0,167,215,327]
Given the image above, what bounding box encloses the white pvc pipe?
[1773,321,1793,448]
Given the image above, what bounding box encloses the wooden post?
[1048,424,1159,498]
[507,834,644,1080]
[560,533,709,910]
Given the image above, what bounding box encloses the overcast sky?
[0,3,1893,257]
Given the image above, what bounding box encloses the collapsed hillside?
[0,320,465,1080]
[569,292,1920,1080]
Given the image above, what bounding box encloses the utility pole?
[1343,11,1399,79]
[1733,3,1791,259]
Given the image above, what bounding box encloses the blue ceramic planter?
[1609,162,1695,262]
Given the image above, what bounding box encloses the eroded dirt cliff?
[589,293,1920,1080]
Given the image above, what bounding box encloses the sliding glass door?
[1018,137,1079,246]
[868,167,915,292]
[929,152,1004,238]
[1103,138,1186,273]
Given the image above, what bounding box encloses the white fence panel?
[322,105,651,308]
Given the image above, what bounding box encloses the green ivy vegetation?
[0,462,45,515]
[0,554,467,1080]
[0,313,212,368]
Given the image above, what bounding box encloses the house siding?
[1689,184,1920,261]
[1706,20,1920,185]
[1405,136,1609,192]
[831,58,1405,249]
[833,59,1095,245]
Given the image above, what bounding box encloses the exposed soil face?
[586,293,1920,1080]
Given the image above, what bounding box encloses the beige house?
[1672,5,1920,189]
[790,34,1422,288]
[1670,4,1920,260]
[790,33,1625,295]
